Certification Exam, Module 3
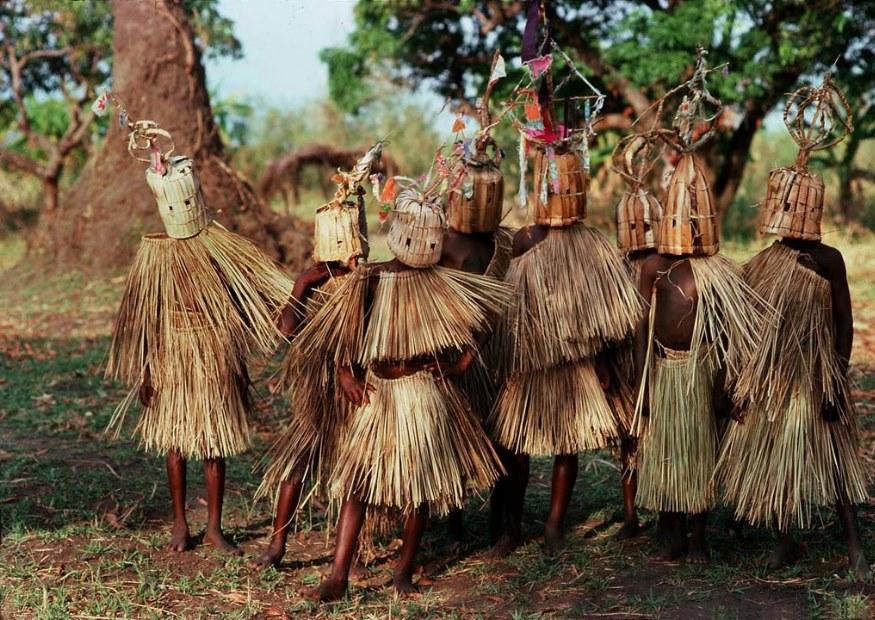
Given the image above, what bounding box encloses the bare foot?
[654,539,686,562]
[248,543,285,569]
[317,577,348,602]
[543,523,565,557]
[849,549,871,582]
[489,531,522,558]
[687,545,710,565]
[767,540,803,570]
[167,522,193,552]
[393,572,419,596]
[615,518,642,541]
[204,527,242,555]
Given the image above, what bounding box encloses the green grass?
[1,236,875,618]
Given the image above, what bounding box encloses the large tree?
[31,0,310,269]
[323,0,875,221]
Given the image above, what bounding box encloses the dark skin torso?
[440,229,497,274]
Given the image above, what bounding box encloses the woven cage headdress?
[313,142,384,263]
[760,74,852,240]
[651,47,724,256]
[502,0,605,227]
[611,132,664,252]
[126,118,211,240]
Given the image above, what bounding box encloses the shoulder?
[816,243,847,279]
[512,225,544,257]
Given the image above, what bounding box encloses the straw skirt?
[714,242,868,530]
[106,226,291,460]
[489,361,620,456]
[635,348,717,513]
[330,371,503,516]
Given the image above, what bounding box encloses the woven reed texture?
[145,156,210,239]
[330,371,503,516]
[489,360,621,456]
[616,189,662,252]
[447,160,505,233]
[361,266,511,365]
[634,347,718,513]
[257,273,355,507]
[313,204,366,263]
[658,153,719,256]
[106,226,292,459]
[714,242,868,530]
[498,223,642,376]
[387,190,446,268]
[760,167,824,241]
[532,146,588,226]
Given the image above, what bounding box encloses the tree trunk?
[836,133,860,222]
[33,0,311,270]
[713,106,761,217]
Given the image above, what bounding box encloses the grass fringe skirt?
[106,226,291,459]
[635,348,717,513]
[489,361,620,456]
[715,243,868,530]
[330,371,503,516]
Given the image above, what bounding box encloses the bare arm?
[825,249,853,421]
[633,257,658,415]
[278,263,336,337]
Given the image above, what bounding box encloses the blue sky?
[205,1,356,107]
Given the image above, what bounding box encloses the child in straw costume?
[106,118,291,553]
[249,144,382,569]
[487,0,641,557]
[606,132,664,540]
[714,76,870,579]
[439,55,516,544]
[313,180,510,600]
[631,50,768,563]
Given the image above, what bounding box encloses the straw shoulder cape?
[489,223,642,456]
[319,264,511,515]
[105,224,292,460]
[256,270,360,506]
[715,242,868,530]
[498,222,642,376]
[631,254,770,513]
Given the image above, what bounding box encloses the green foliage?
[319,47,372,114]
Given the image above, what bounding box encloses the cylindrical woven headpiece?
[313,201,367,263]
[446,154,504,233]
[760,167,824,240]
[759,75,851,240]
[617,189,663,252]
[532,145,587,227]
[387,188,445,268]
[145,155,210,239]
[657,153,719,256]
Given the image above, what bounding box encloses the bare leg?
[616,438,641,540]
[836,499,871,580]
[166,450,193,551]
[488,444,515,544]
[654,512,686,561]
[767,529,803,570]
[687,511,709,564]
[491,453,529,557]
[250,477,304,569]
[544,453,578,556]
[394,504,429,595]
[203,458,240,554]
[446,509,464,546]
[319,497,367,602]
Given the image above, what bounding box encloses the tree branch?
[0,146,46,179]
